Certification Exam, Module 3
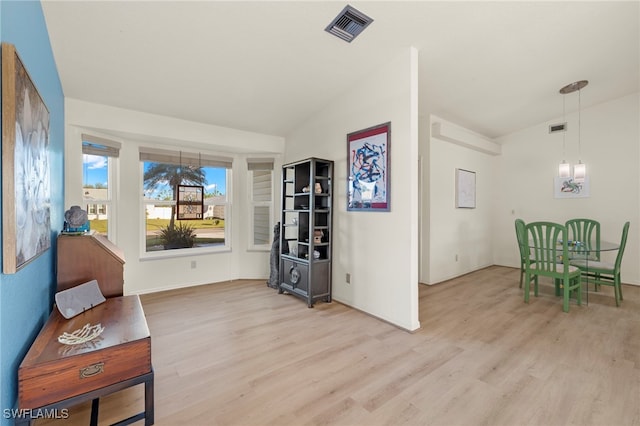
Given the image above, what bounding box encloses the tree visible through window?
[140,148,230,253]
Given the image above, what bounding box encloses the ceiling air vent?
[549,122,567,134]
[325,5,373,43]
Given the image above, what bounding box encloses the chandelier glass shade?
[558,161,571,178]
[557,80,588,181]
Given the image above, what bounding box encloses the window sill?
[247,246,270,252]
[139,245,231,261]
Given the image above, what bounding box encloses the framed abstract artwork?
[347,122,390,212]
[554,176,590,198]
[2,43,51,273]
[176,185,204,219]
[455,168,476,208]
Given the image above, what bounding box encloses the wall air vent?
[325,5,373,43]
[549,122,567,134]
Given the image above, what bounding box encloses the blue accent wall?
[0,1,64,423]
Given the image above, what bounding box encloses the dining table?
[565,240,620,305]
[526,239,620,305]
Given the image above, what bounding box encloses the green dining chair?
[565,218,600,261]
[570,222,629,307]
[524,221,582,313]
[514,219,535,289]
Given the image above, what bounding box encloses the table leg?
[145,370,154,425]
[14,415,31,426]
[90,398,100,426]
[586,257,589,305]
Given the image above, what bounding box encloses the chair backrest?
[614,222,630,271]
[566,218,600,243]
[566,218,600,257]
[526,221,571,277]
[514,219,527,260]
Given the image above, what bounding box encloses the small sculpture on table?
[58,323,104,345]
[63,205,89,233]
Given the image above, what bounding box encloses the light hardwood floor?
[38,266,640,425]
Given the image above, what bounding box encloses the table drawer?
[19,338,150,409]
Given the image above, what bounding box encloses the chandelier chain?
[562,95,566,160]
[578,88,582,161]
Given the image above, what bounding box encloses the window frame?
[248,161,274,251]
[139,149,233,259]
[82,136,119,243]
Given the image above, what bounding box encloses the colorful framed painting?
[2,43,51,274]
[554,176,590,198]
[455,168,476,208]
[347,122,390,212]
[176,185,204,219]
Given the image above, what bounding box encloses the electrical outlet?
[455,254,458,262]
[191,260,197,269]
[346,273,351,284]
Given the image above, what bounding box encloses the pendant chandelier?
[558,80,588,182]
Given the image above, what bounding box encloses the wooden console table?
[17,295,153,425]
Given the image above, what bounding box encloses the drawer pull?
[79,362,104,378]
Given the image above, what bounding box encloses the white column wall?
[426,117,498,284]
[285,48,420,331]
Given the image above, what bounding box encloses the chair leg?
[575,277,582,306]
[563,280,570,313]
[614,276,621,307]
[519,264,524,289]
[618,273,624,301]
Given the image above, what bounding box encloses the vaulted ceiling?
[42,1,639,139]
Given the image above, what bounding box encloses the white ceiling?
[42,1,639,140]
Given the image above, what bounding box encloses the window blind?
[247,159,274,171]
[82,134,121,157]
[139,147,232,169]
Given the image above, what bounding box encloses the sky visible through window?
[82,154,227,196]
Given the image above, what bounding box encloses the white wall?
[425,116,500,284]
[285,48,420,331]
[62,78,638,325]
[65,98,285,294]
[493,93,640,285]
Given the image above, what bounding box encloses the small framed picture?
[176,185,204,219]
[455,168,476,209]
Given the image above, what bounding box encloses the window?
[82,135,120,241]
[248,160,274,249]
[140,147,232,254]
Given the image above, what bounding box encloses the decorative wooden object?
[18,295,151,410]
[57,232,125,298]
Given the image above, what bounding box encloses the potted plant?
[159,222,197,249]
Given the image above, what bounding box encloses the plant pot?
[164,242,191,250]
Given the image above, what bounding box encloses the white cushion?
[529,264,579,274]
[570,259,614,272]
